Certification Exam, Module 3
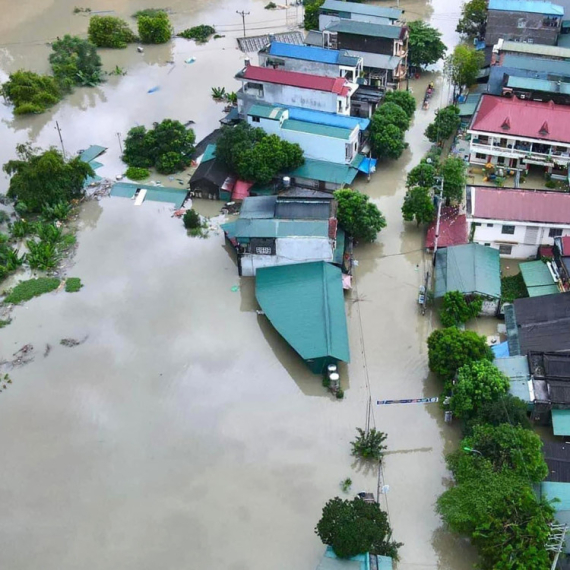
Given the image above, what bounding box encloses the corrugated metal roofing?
[499,40,570,58]
[544,441,570,482]
[520,260,560,296]
[282,118,353,139]
[377,556,394,570]
[553,410,570,435]
[457,93,482,117]
[287,106,369,130]
[426,207,469,249]
[255,262,350,366]
[201,144,217,163]
[540,481,570,510]
[434,243,501,299]
[110,182,188,208]
[79,145,106,163]
[305,30,324,47]
[240,66,350,95]
[471,187,570,225]
[494,355,532,403]
[333,228,345,265]
[502,54,570,76]
[321,0,402,20]
[327,20,404,40]
[489,0,564,15]
[470,94,570,143]
[507,74,570,94]
[275,199,331,220]
[247,104,286,120]
[228,218,330,238]
[345,49,401,70]
[240,196,277,218]
[288,158,359,185]
[268,41,360,67]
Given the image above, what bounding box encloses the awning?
[232,180,253,201]
[492,341,510,358]
[552,409,570,436]
[357,157,377,175]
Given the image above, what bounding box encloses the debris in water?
[1,344,35,370]
[147,86,160,94]
[60,336,88,348]
[231,285,240,292]
[44,344,52,358]
[185,57,196,64]
[137,46,144,53]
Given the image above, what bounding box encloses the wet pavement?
[0,1,477,569]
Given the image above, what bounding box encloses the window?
[501,225,515,235]
[497,156,505,165]
[251,116,260,123]
[484,243,491,247]
[499,244,513,255]
[475,153,486,160]
[487,223,494,228]
[473,222,481,226]
[550,228,563,237]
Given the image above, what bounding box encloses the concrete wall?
[486,10,561,45]
[337,33,395,56]
[470,219,570,258]
[292,175,342,190]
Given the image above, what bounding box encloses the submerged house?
[315,546,393,570]
[256,262,350,374]
[189,144,236,201]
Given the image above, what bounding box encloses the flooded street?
[0,1,476,569]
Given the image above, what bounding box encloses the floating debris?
[60,336,88,348]
[44,344,52,358]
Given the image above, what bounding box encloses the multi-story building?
[492,38,570,64]
[318,0,402,30]
[486,0,564,46]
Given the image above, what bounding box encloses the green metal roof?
[248,104,286,120]
[110,182,188,208]
[201,144,217,163]
[434,244,501,299]
[79,145,106,163]
[333,228,345,265]
[458,93,482,117]
[507,75,570,95]
[327,20,403,39]
[520,260,560,297]
[256,262,350,367]
[223,218,329,239]
[494,356,532,404]
[553,409,570,436]
[282,119,353,140]
[288,158,358,185]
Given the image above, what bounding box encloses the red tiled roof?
[240,66,350,96]
[470,95,570,144]
[472,187,570,224]
[425,207,468,249]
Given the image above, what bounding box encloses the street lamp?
[463,446,483,457]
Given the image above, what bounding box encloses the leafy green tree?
[402,186,435,225]
[439,291,482,327]
[216,123,266,171]
[125,166,149,181]
[315,497,401,559]
[446,45,485,89]
[1,71,62,115]
[351,428,388,461]
[371,123,407,160]
[407,20,447,68]
[440,156,466,203]
[49,35,103,89]
[183,209,201,230]
[427,327,493,380]
[383,90,416,118]
[406,162,437,189]
[449,360,509,418]
[138,12,172,44]
[122,126,153,168]
[374,102,410,131]
[457,0,488,38]
[3,144,94,213]
[466,394,532,433]
[88,16,137,48]
[425,105,461,143]
[501,272,529,303]
[334,189,387,242]
[304,0,325,30]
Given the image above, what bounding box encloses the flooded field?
[0,0,477,568]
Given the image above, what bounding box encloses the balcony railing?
[470,141,570,164]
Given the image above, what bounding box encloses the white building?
[467,186,570,258]
[246,104,360,165]
[318,0,402,30]
[235,64,357,118]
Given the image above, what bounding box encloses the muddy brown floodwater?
[0,0,477,569]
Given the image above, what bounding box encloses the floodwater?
[0,1,477,569]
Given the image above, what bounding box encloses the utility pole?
[117,132,123,154]
[236,10,250,37]
[55,121,65,157]
[432,176,444,266]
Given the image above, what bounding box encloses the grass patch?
[65,277,83,293]
[132,8,166,18]
[4,277,61,304]
[125,166,150,181]
[501,272,529,304]
[179,25,215,43]
[0,319,12,328]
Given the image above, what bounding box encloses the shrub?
[501,272,528,303]
[183,209,201,230]
[179,25,215,43]
[138,12,172,44]
[351,428,387,461]
[88,16,137,48]
[125,166,150,181]
[0,211,10,225]
[65,277,83,292]
[334,189,386,242]
[439,291,482,327]
[26,240,60,270]
[10,220,35,239]
[49,35,103,89]
[1,71,62,115]
[41,201,72,222]
[132,8,166,18]
[4,277,61,304]
[265,1,277,8]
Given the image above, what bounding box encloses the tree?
[446,45,484,89]
[216,123,266,170]
[371,123,407,160]
[440,156,466,203]
[123,119,196,174]
[425,105,461,143]
[315,497,401,559]
[457,0,488,38]
[449,360,510,418]
[138,12,172,44]
[351,428,388,461]
[439,291,482,327]
[406,162,437,189]
[402,186,435,225]
[88,16,137,48]
[3,144,94,213]
[383,90,416,119]
[183,209,201,230]
[49,35,103,89]
[466,394,532,433]
[304,0,325,30]
[334,189,387,242]
[1,71,62,115]
[407,20,447,68]
[374,102,410,131]
[427,327,493,380]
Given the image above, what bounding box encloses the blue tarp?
[357,157,377,175]
[492,341,510,358]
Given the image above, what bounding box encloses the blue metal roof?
[287,106,369,130]
[489,0,564,16]
[268,41,359,67]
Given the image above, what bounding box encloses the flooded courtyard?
[0,1,477,568]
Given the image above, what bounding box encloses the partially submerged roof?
[267,41,360,67]
[470,187,570,225]
[256,262,350,366]
[345,50,401,70]
[434,243,501,299]
[425,206,468,249]
[223,219,330,239]
[498,40,570,59]
[470,95,570,143]
[237,65,350,95]
[520,260,560,297]
[321,0,402,20]
[288,157,359,185]
[110,182,188,208]
[488,0,564,15]
[190,157,232,189]
[327,20,406,40]
[79,145,106,163]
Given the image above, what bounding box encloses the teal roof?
[540,482,570,511]
[489,0,564,16]
[553,409,570,436]
[434,243,501,299]
[201,144,217,163]
[282,119,353,140]
[321,0,402,20]
[223,218,329,238]
[110,182,188,208]
[520,260,560,297]
[256,262,350,366]
[288,158,358,185]
[507,75,570,95]
[79,145,106,163]
[494,356,532,404]
[248,104,286,120]
[458,93,482,117]
[333,228,346,265]
[377,556,394,570]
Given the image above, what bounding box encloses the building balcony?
[470,142,570,165]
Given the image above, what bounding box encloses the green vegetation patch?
[179,25,215,43]
[125,166,150,181]
[88,15,138,48]
[1,70,62,115]
[132,8,166,18]
[49,35,103,89]
[0,319,12,328]
[137,12,172,44]
[501,272,528,303]
[65,277,83,293]
[4,277,61,304]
